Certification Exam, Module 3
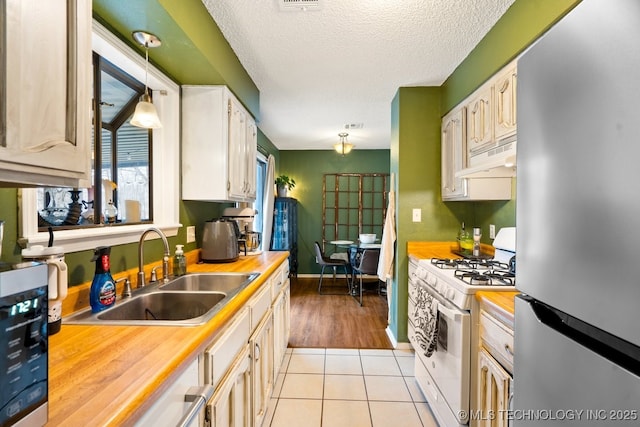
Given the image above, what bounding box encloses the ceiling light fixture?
[334,132,354,156]
[130,31,162,129]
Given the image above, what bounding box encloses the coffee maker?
[222,206,262,255]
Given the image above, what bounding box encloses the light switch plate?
[187,226,196,243]
[412,208,421,222]
[489,224,496,239]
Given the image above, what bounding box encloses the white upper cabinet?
[493,62,517,142]
[465,83,493,156]
[442,102,512,201]
[182,85,257,202]
[0,0,92,187]
[441,106,467,200]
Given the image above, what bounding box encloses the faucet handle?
[116,277,132,298]
[150,266,160,282]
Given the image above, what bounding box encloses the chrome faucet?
[137,227,170,288]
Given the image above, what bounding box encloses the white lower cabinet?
[205,346,252,427]
[250,311,274,427]
[135,358,201,427]
[477,348,511,427]
[473,306,514,427]
[137,260,289,427]
[272,278,290,383]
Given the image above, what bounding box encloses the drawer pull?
[504,343,514,356]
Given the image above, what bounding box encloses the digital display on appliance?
[1,286,48,426]
[8,297,40,317]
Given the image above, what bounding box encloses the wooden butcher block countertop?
[407,241,495,260]
[47,251,289,427]
[476,291,519,329]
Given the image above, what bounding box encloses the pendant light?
[130,31,162,129]
[334,132,354,156]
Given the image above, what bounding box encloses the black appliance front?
[1,263,48,427]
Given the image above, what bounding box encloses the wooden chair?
[313,241,351,294]
[351,248,380,306]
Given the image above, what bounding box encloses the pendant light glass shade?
[130,31,162,129]
[334,132,354,155]
[130,93,162,129]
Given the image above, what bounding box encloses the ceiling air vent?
[279,0,323,12]
[344,123,364,130]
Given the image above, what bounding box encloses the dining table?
[328,240,382,268]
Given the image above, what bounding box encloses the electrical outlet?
[412,208,422,222]
[187,226,196,243]
[489,224,496,239]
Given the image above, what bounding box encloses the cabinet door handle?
[504,343,514,357]
[177,385,214,427]
[255,342,261,361]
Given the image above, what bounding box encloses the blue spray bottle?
[90,246,116,313]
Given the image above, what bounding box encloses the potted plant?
[275,175,296,197]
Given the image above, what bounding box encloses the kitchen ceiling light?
[334,132,354,156]
[130,31,162,129]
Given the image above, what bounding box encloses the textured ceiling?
[202,0,515,150]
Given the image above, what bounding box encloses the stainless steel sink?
[159,272,259,293]
[64,272,260,326]
[97,292,226,321]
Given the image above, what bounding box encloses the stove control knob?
[447,289,456,300]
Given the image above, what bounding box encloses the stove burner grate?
[431,258,464,269]
[454,268,515,286]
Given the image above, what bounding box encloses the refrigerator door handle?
[523,295,640,377]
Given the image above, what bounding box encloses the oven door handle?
[437,303,463,321]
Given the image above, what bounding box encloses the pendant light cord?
[144,43,150,97]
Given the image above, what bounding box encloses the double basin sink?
[64,272,260,326]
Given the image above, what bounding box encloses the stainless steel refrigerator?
[515,0,640,425]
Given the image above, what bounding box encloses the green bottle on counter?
[458,222,472,253]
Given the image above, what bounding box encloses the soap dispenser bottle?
[90,246,116,313]
[173,244,186,277]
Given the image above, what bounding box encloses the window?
[19,20,180,252]
[322,173,389,247]
[37,54,152,229]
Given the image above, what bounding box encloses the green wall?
[0,0,584,332]
[391,87,473,341]
[278,150,390,274]
[385,0,582,342]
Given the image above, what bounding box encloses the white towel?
[414,287,439,358]
[377,173,396,281]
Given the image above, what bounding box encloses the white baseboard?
[385,327,412,350]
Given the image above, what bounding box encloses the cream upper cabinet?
[441,105,512,201]
[228,97,249,200]
[0,0,92,187]
[182,85,257,202]
[466,83,493,156]
[441,106,466,200]
[244,116,258,200]
[493,63,517,141]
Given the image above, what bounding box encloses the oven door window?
[437,314,448,351]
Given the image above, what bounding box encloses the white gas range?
[408,227,516,427]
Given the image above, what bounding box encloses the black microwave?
[0,263,48,427]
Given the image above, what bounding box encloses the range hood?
[456,136,517,179]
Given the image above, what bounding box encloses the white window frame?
[19,20,181,252]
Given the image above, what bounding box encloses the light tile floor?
[265,348,439,427]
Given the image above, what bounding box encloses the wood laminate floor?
[288,276,393,349]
